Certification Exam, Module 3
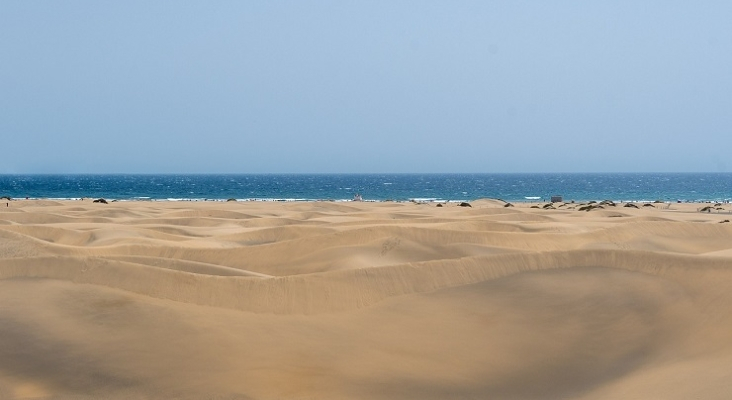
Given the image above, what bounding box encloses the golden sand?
[1,199,731,399]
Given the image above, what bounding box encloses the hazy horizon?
[2,1,730,174]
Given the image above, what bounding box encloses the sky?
[1,1,730,174]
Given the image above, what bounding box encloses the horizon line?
[1,171,730,175]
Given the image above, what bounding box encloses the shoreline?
[3,196,731,204]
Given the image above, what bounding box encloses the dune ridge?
[0,249,730,315]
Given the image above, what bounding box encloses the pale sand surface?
[1,199,731,399]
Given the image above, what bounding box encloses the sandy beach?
[1,199,731,399]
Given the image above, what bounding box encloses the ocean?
[1,173,731,203]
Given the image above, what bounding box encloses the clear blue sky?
[2,1,730,173]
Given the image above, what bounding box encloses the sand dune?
[1,200,731,399]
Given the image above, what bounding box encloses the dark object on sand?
[436,203,443,207]
[531,205,540,209]
[227,198,237,202]
[699,206,713,213]
[720,220,730,223]
[643,203,655,208]
[578,204,605,212]
[93,198,108,204]
[459,202,472,207]
[624,203,639,209]
[599,200,616,207]
[503,203,514,207]
[542,203,554,209]
[0,196,10,200]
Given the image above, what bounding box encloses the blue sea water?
[0,173,731,203]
